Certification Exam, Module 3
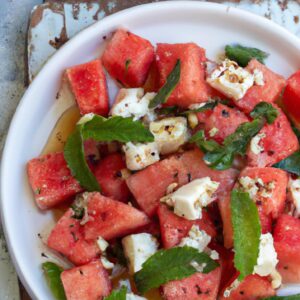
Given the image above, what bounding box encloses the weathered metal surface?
[1,1,300,300]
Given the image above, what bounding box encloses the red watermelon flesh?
[94,153,131,203]
[157,204,216,249]
[234,59,286,114]
[47,209,100,266]
[282,69,300,127]
[61,260,111,300]
[247,106,299,167]
[66,59,109,116]
[83,193,150,240]
[274,214,300,283]
[204,103,249,143]
[161,267,221,300]
[27,152,82,210]
[156,43,209,107]
[219,274,275,300]
[102,29,155,87]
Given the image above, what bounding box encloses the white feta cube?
[288,177,300,216]
[254,233,281,289]
[162,177,219,220]
[253,69,265,86]
[207,59,254,100]
[250,132,266,154]
[122,233,159,274]
[96,236,109,252]
[100,256,114,269]
[110,88,156,121]
[150,117,189,154]
[123,142,160,171]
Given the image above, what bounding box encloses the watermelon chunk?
[234,59,286,113]
[247,107,299,167]
[204,103,249,143]
[274,214,300,283]
[161,267,221,300]
[219,274,275,300]
[156,43,209,107]
[102,29,155,87]
[61,260,111,300]
[282,69,300,127]
[66,59,109,116]
[84,193,150,240]
[27,152,82,210]
[158,204,216,249]
[127,148,238,217]
[94,153,130,203]
[47,209,100,266]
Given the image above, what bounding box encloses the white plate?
[2,1,300,299]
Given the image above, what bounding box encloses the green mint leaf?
[125,59,131,72]
[42,262,66,300]
[189,130,221,153]
[82,116,154,143]
[64,126,101,192]
[231,189,261,281]
[104,286,127,300]
[225,44,269,67]
[273,150,300,176]
[64,116,154,192]
[134,246,219,294]
[263,294,300,300]
[70,204,84,219]
[182,100,219,115]
[155,106,179,115]
[149,59,181,108]
[292,125,300,142]
[250,102,278,124]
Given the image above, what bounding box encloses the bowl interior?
[2,2,300,299]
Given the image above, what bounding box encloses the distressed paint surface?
[1,1,300,300]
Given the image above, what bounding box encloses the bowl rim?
[2,1,300,299]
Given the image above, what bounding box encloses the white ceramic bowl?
[2,1,300,299]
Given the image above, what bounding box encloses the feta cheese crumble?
[209,127,219,137]
[126,294,147,300]
[207,59,258,100]
[122,233,159,274]
[161,178,219,220]
[110,88,157,121]
[187,113,198,129]
[77,113,95,125]
[250,132,266,154]
[150,117,189,155]
[123,142,159,171]
[239,176,275,200]
[96,236,109,252]
[254,233,281,289]
[100,256,114,269]
[288,177,300,216]
[253,69,265,86]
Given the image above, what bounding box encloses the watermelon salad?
[27,28,300,300]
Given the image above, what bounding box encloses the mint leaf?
[189,130,221,153]
[225,44,269,67]
[292,125,300,142]
[64,125,101,192]
[42,262,66,300]
[273,150,300,176]
[156,106,179,115]
[149,59,181,108]
[134,246,219,294]
[82,116,154,143]
[104,286,127,300]
[64,116,154,192]
[250,102,278,124]
[263,294,300,300]
[181,101,219,115]
[231,189,261,281]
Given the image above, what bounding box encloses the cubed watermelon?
[83,192,150,240]
[47,209,100,266]
[127,148,238,217]
[247,107,299,167]
[219,274,275,300]
[27,152,82,210]
[274,214,300,283]
[61,260,111,300]
[156,43,209,107]
[66,59,109,116]
[204,103,249,143]
[102,29,155,87]
[94,153,131,203]
[158,204,216,249]
[161,267,221,300]
[234,59,286,113]
[282,70,300,127]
